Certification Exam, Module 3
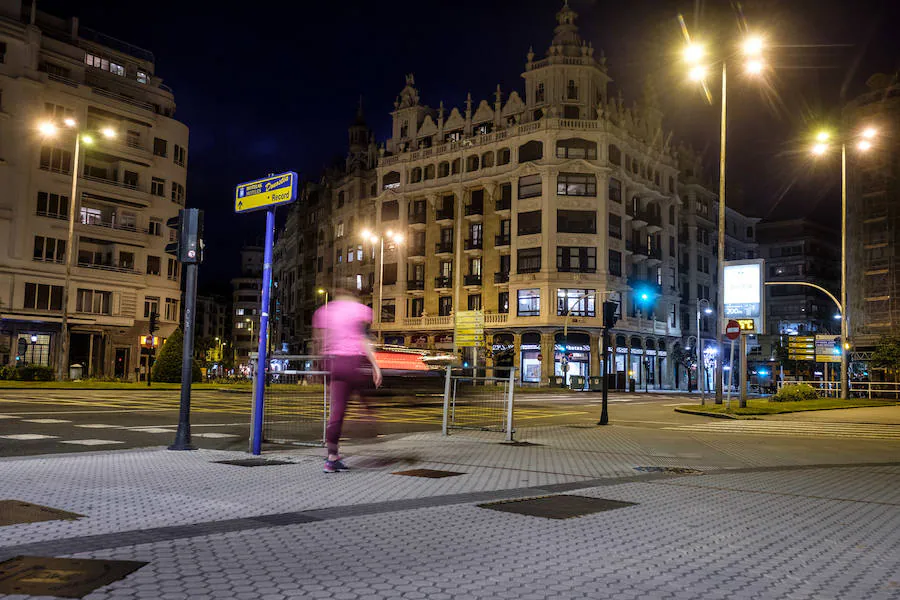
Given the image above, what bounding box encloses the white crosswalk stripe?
[665,420,900,441]
[61,439,125,446]
[22,418,71,424]
[0,434,58,440]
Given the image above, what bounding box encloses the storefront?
[613,334,628,390]
[384,335,405,346]
[409,334,428,349]
[434,332,454,351]
[630,336,643,387]
[491,333,514,370]
[520,332,541,384]
[645,339,657,388]
[554,332,590,385]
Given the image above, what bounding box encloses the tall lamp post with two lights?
[37,118,116,380]
[695,299,713,405]
[362,229,404,342]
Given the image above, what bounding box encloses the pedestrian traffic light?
[165,208,204,264]
[149,311,159,334]
[602,300,618,328]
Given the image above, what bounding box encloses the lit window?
[137,70,148,84]
[236,308,245,316]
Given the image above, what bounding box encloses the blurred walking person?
[313,286,382,473]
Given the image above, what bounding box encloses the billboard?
[723,259,765,334]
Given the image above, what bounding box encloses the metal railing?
[442,366,516,441]
[258,355,330,447]
[777,379,900,400]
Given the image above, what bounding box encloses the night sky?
[40,0,900,287]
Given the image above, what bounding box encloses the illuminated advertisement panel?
[722,259,765,334]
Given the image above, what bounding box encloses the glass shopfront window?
[520,332,542,384]
[554,332,590,387]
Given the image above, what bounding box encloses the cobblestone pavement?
[1,423,898,599]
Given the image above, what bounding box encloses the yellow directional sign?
[455,310,484,348]
[235,171,298,214]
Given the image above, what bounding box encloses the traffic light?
[165,208,204,263]
[632,283,658,312]
[149,311,159,334]
[602,300,618,328]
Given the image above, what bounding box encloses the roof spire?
[551,0,582,56]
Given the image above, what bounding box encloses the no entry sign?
[725,320,741,340]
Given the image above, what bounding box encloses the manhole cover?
[479,495,636,519]
[500,441,543,447]
[214,458,294,467]
[0,501,84,526]
[392,469,465,478]
[0,556,147,598]
[634,466,704,475]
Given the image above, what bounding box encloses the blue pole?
[251,208,275,455]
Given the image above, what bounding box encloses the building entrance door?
[114,348,129,379]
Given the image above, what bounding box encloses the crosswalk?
[666,420,900,441]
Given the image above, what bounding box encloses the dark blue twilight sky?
[40,0,900,286]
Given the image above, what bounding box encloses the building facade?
[0,1,187,379]
[195,294,227,365]
[231,245,262,371]
[845,73,900,350]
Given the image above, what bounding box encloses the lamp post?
[37,118,116,380]
[696,299,713,405]
[317,288,329,307]
[681,22,768,404]
[30,334,38,366]
[362,229,403,342]
[811,126,876,400]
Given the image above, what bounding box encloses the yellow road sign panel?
[235,172,298,213]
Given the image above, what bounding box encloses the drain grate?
[214,458,295,467]
[392,469,465,478]
[634,466,704,475]
[500,441,544,447]
[479,495,636,519]
[0,501,84,527]
[0,556,147,598]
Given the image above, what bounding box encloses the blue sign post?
[236,172,298,455]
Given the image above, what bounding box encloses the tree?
[152,327,202,383]
[871,335,900,380]
[670,344,696,391]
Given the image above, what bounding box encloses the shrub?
[772,383,819,402]
[0,365,16,380]
[152,328,203,383]
[15,365,55,381]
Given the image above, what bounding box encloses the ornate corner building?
[274,2,759,388]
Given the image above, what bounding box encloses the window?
[746,226,754,239]
[466,155,479,171]
[557,210,596,234]
[438,162,450,177]
[109,62,125,76]
[76,289,112,315]
[36,192,69,219]
[165,298,179,321]
[123,170,138,188]
[469,257,482,277]
[517,210,542,236]
[608,177,622,203]
[517,289,540,316]
[167,258,179,281]
[497,148,511,165]
[171,182,185,205]
[381,200,399,221]
[567,79,579,100]
[557,289,595,317]
[439,296,453,317]
[518,140,543,163]
[336,221,344,238]
[608,144,621,166]
[151,177,165,196]
[153,137,168,157]
[409,297,424,318]
[498,291,509,314]
[518,174,542,199]
[119,251,135,270]
[608,250,622,276]
[32,236,66,263]
[39,147,72,173]
[144,297,160,318]
[424,164,435,179]
[557,173,596,196]
[173,144,186,167]
[149,219,162,236]
[337,191,345,207]
[535,82,545,103]
[517,248,542,273]
[556,246,597,272]
[137,70,148,84]
[147,255,161,276]
[336,247,343,264]
[24,283,64,311]
[383,263,398,285]
[0,41,5,63]
[556,138,597,159]
[468,294,482,310]
[609,213,622,239]
[347,247,354,263]
[377,299,394,323]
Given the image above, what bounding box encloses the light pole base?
[167,425,195,451]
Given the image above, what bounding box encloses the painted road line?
[192,433,240,439]
[665,421,900,440]
[60,439,126,446]
[128,427,175,434]
[22,418,72,424]
[75,424,125,429]
[0,415,19,419]
[0,434,59,440]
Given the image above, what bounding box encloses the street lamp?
[361,228,404,341]
[810,124,877,400]
[37,118,116,380]
[696,299,713,405]
[317,288,329,306]
[680,17,768,404]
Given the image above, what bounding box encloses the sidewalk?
[1,422,898,599]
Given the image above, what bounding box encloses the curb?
[674,407,742,419]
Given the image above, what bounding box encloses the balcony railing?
[485,313,508,325]
[648,247,663,260]
[408,211,427,224]
[435,241,453,254]
[464,274,482,286]
[494,272,510,284]
[495,234,510,246]
[80,217,144,234]
[407,279,425,291]
[401,315,454,328]
[436,207,454,221]
[495,197,511,211]
[409,244,426,257]
[464,202,483,216]
[77,261,139,274]
[464,238,483,250]
[82,173,140,191]
[434,276,453,288]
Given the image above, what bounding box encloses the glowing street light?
[363,229,406,340]
[684,44,704,63]
[689,65,707,81]
[100,126,117,139]
[38,121,58,136]
[812,142,829,156]
[742,35,764,56]
[816,131,831,142]
[745,59,764,76]
[857,139,872,151]
[63,117,77,128]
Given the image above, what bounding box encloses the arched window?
[497,148,511,165]
[556,138,598,160]
[608,144,621,166]
[518,140,543,163]
[567,79,578,100]
[382,171,400,190]
[481,151,494,168]
[438,162,450,178]
[424,164,435,180]
[451,158,461,174]
[409,167,422,183]
[466,154,479,171]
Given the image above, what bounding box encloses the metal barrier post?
[442,365,451,436]
[322,373,329,446]
[505,368,515,442]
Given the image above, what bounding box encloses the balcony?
[464,202,483,217]
[643,212,662,233]
[435,241,453,255]
[495,234,510,247]
[408,244,427,257]
[82,173,140,192]
[464,238,483,251]
[408,210,427,225]
[632,242,649,261]
[647,247,663,264]
[494,272,510,284]
[434,276,452,289]
[485,313,509,325]
[77,260,139,275]
[495,197,511,212]
[436,207,454,222]
[407,279,425,291]
[401,315,454,329]
[464,274,482,286]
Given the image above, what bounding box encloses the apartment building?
[195,294,228,364]
[231,245,262,371]
[0,1,187,379]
